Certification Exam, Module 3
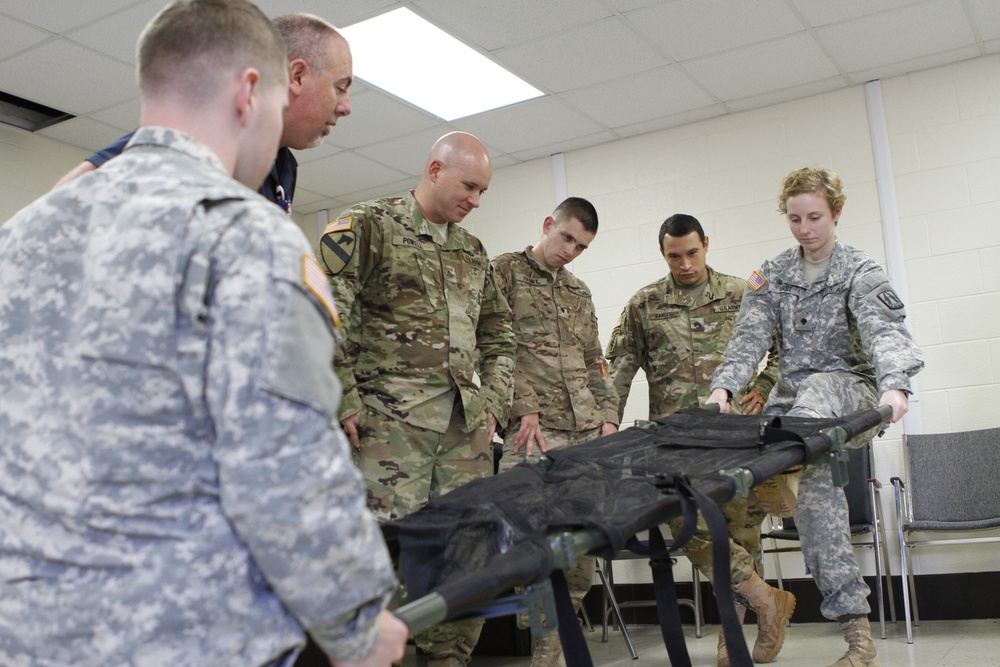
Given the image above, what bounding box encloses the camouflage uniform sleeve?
[712,272,780,398]
[584,308,620,426]
[316,206,379,421]
[491,256,539,422]
[745,333,780,398]
[217,211,395,660]
[606,305,642,423]
[476,261,516,424]
[849,265,925,394]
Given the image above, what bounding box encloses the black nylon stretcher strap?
[552,568,593,667]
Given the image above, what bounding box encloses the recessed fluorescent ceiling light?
[341,8,543,121]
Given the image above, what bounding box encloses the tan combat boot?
[530,634,566,667]
[827,617,880,667]
[734,572,796,663]
[716,601,746,667]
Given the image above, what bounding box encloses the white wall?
[0,123,89,222]
[468,53,1000,584]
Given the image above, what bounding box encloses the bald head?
[415,132,492,225]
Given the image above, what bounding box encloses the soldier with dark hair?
[491,197,619,666]
[608,213,789,667]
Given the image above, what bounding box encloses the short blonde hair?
[778,167,846,215]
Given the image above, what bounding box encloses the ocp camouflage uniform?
[318,192,515,664]
[711,241,924,620]
[606,267,778,586]
[0,128,396,667]
[491,248,619,657]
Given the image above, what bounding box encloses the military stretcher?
[385,404,893,667]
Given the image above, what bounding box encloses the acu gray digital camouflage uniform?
[606,266,779,586]
[711,240,924,620]
[0,128,396,667]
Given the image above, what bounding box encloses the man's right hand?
[330,610,409,667]
[706,388,732,414]
[341,411,361,449]
[513,413,546,455]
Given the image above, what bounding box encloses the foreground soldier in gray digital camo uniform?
[0,1,406,665]
[708,167,924,667]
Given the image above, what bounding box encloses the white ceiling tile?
[87,97,141,132]
[508,130,618,162]
[325,88,441,150]
[725,76,846,113]
[291,140,346,165]
[36,116,124,151]
[0,0,143,34]
[295,151,409,199]
[845,45,983,85]
[0,39,137,114]
[966,0,1000,41]
[561,66,715,128]
[625,0,803,61]
[495,17,667,93]
[253,0,399,27]
[413,0,611,50]
[353,127,453,177]
[816,0,976,72]
[791,0,932,27]
[454,96,605,155]
[613,106,729,139]
[0,16,51,61]
[66,0,162,64]
[683,32,839,101]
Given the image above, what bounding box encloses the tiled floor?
[443,618,1000,667]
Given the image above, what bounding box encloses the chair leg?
[691,564,703,639]
[579,600,593,632]
[596,559,639,659]
[893,479,914,644]
[871,528,887,640]
[907,550,920,625]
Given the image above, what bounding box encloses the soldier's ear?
[703,235,710,252]
[542,216,555,235]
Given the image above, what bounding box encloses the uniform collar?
[126,126,230,178]
[663,266,723,307]
[522,245,562,280]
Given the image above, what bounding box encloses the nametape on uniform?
[323,215,353,234]
[747,270,767,291]
[301,254,341,328]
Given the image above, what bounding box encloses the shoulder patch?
[747,270,767,291]
[613,314,623,330]
[876,288,904,310]
[319,221,357,277]
[302,253,341,328]
[323,215,353,234]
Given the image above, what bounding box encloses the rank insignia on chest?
[747,270,767,291]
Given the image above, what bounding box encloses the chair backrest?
[781,443,873,530]
[903,427,1000,529]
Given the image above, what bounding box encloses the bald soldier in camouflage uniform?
[318,132,515,667]
[492,197,619,667]
[607,214,791,667]
[709,168,923,667]
[0,2,406,666]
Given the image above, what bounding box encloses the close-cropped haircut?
[778,167,847,216]
[273,13,343,71]
[552,196,599,233]
[658,213,705,248]
[137,0,287,103]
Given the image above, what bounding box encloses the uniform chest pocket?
[387,235,433,311]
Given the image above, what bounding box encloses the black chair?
[597,541,704,659]
[761,443,895,638]
[892,427,1000,643]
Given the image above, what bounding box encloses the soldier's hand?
[706,388,732,414]
[513,413,546,455]
[878,389,909,423]
[738,387,767,415]
[330,609,409,667]
[600,422,618,437]
[487,412,498,441]
[341,411,362,449]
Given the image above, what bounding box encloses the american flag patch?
[302,254,341,328]
[323,215,353,235]
[746,270,766,291]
